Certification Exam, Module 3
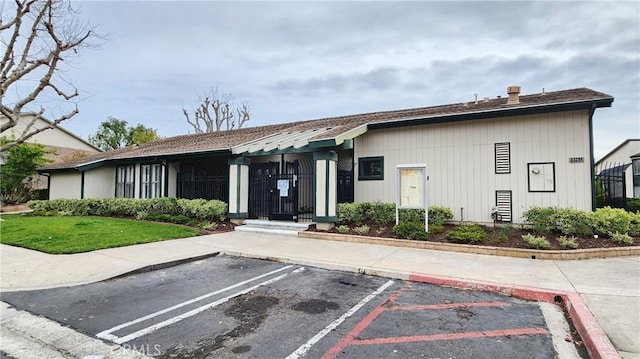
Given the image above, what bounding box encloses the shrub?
[522,234,551,249]
[446,224,486,244]
[369,202,396,225]
[354,224,370,236]
[558,235,579,249]
[429,206,454,225]
[591,207,631,236]
[523,207,557,234]
[392,222,428,240]
[626,198,640,213]
[27,198,228,222]
[177,199,227,221]
[554,208,593,236]
[611,232,633,244]
[336,225,350,234]
[398,208,425,224]
[135,211,149,220]
[145,213,193,225]
[337,203,364,226]
[629,213,640,237]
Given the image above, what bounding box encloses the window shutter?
[495,142,511,174]
[495,191,512,222]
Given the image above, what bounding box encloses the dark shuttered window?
[495,190,513,222]
[495,142,511,174]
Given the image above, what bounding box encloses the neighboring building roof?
[1,113,101,153]
[595,139,640,166]
[40,87,614,172]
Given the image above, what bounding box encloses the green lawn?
[0,215,202,254]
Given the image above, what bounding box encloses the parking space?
[1,256,572,358]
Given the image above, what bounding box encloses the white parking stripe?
[96,265,294,341]
[113,271,293,344]
[285,279,395,359]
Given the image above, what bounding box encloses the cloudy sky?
[19,1,640,159]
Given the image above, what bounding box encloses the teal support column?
[228,157,251,219]
[313,151,338,224]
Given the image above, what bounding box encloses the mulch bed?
[309,222,638,251]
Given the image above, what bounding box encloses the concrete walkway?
[1,231,639,358]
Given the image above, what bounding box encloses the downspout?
[589,105,596,211]
[45,173,51,200]
[80,171,85,199]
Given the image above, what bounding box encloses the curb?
[299,231,640,260]
[217,250,620,359]
[106,252,221,280]
[407,273,620,359]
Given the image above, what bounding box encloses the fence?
[595,162,627,209]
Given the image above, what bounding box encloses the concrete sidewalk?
[1,231,639,358]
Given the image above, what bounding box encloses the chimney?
[507,86,521,105]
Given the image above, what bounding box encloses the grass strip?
[0,215,201,254]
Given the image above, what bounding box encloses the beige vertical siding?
[49,172,82,199]
[83,166,115,198]
[354,110,592,223]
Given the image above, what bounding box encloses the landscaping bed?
[309,222,637,251]
[309,202,639,251]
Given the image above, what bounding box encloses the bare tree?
[182,88,251,133]
[0,0,99,151]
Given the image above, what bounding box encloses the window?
[633,157,640,198]
[115,165,135,198]
[141,163,163,198]
[495,142,510,174]
[358,156,384,180]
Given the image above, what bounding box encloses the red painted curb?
[408,273,620,359]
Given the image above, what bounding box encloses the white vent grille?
[495,142,511,174]
[495,191,512,222]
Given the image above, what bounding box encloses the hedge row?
[523,206,640,237]
[337,202,454,226]
[27,198,228,222]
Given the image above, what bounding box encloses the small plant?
[446,224,486,244]
[375,226,387,236]
[522,234,551,249]
[610,232,633,244]
[336,225,350,234]
[490,233,509,243]
[558,235,579,249]
[199,222,218,231]
[354,224,370,235]
[392,222,428,240]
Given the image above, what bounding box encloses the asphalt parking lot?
[1,255,577,358]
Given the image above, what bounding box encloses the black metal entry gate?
[270,160,299,221]
[249,159,312,222]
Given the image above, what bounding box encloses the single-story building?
[595,139,640,201]
[38,86,613,225]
